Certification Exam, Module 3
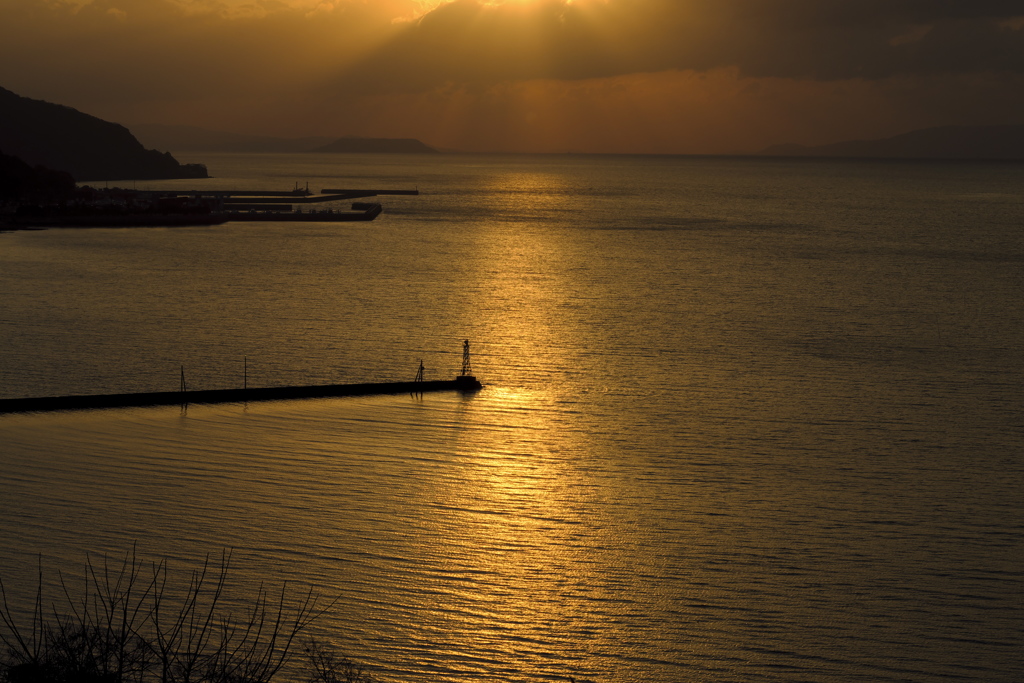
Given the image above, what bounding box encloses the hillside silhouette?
[0,151,75,202]
[0,87,207,181]
[760,125,1024,161]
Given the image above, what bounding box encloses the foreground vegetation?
[0,551,373,683]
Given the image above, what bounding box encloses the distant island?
[759,125,1024,161]
[131,124,438,155]
[308,137,438,154]
[0,87,207,181]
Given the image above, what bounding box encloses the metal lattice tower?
[461,340,472,376]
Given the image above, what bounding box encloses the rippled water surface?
[1,154,1022,682]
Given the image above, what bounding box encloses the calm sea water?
[0,153,1022,682]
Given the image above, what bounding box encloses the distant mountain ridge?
[0,87,207,181]
[131,124,439,155]
[760,125,1024,161]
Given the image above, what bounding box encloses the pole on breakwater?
[0,380,482,415]
[180,365,188,409]
[0,343,484,416]
[412,359,426,398]
[462,340,473,377]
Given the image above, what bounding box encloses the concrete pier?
[0,377,483,415]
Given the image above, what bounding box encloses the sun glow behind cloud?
[318,68,971,155]
[2,0,1023,153]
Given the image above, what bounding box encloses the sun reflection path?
[394,385,660,679]
[453,168,591,390]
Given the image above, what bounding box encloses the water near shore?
[1,153,1022,682]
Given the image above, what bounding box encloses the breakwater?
[0,377,483,415]
[2,187,415,229]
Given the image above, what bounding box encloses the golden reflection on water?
[390,385,608,672]
[461,169,596,395]
[4,155,1023,682]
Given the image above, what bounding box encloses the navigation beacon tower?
[455,340,482,390]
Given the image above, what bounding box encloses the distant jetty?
[3,187,418,229]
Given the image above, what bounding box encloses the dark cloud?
[0,0,412,104]
[2,0,1020,148]
[336,0,1024,93]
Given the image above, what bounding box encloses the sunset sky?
[2,0,1023,154]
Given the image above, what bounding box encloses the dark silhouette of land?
[760,125,1024,161]
[0,87,207,181]
[0,151,75,203]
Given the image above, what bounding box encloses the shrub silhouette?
[0,551,373,683]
